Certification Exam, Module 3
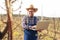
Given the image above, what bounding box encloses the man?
[22,4,39,40]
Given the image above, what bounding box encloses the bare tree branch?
[0,6,6,10]
[13,1,22,11]
[13,5,21,11]
[11,0,17,3]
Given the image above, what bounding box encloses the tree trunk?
[5,0,13,40]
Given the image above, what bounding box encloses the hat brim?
[26,8,38,12]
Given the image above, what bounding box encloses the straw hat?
[26,5,38,12]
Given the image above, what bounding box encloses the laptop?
[36,20,50,30]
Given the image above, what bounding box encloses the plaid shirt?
[22,16,39,29]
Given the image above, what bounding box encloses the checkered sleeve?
[22,16,29,29]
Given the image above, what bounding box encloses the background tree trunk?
[5,0,13,40]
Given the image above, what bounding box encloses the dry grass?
[0,15,60,40]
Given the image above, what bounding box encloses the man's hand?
[29,25,36,30]
[29,26,44,31]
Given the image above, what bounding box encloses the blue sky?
[0,0,60,17]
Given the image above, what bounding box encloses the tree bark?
[5,0,13,40]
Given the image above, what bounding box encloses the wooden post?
[5,0,13,40]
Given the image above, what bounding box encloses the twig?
[11,0,17,3]
[0,6,6,10]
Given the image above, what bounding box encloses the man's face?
[28,9,34,17]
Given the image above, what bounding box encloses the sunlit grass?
[0,15,60,40]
